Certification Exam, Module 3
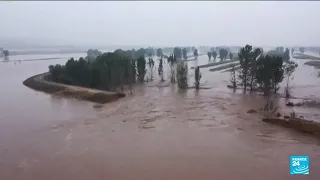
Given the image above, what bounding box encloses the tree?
[191,46,196,52]
[182,48,188,60]
[284,60,298,98]
[229,52,233,60]
[137,56,146,82]
[158,57,164,82]
[255,55,284,95]
[148,57,155,81]
[238,45,253,92]
[219,48,228,61]
[173,47,182,60]
[248,48,262,91]
[168,54,177,83]
[207,52,212,61]
[157,48,163,58]
[194,67,202,90]
[3,50,9,57]
[270,56,284,93]
[212,51,217,60]
[193,49,198,59]
[299,47,305,53]
[230,65,237,89]
[276,47,284,52]
[283,48,290,62]
[291,48,294,55]
[176,61,188,89]
[87,49,102,58]
[135,48,146,58]
[146,47,155,58]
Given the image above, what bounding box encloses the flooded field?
[1,52,320,180]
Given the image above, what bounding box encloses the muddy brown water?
[1,53,320,180]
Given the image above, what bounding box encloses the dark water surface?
[0,53,320,180]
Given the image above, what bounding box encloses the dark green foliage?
[212,51,217,60]
[158,57,164,81]
[283,48,290,62]
[299,47,305,53]
[176,61,188,89]
[230,65,237,89]
[48,52,137,91]
[182,48,188,60]
[249,48,262,91]
[157,48,163,58]
[146,47,155,58]
[148,57,155,81]
[255,55,284,95]
[3,50,9,57]
[194,67,202,90]
[207,52,212,60]
[276,47,284,52]
[87,49,102,58]
[238,45,253,92]
[135,48,146,58]
[173,47,182,59]
[168,54,177,83]
[137,56,146,82]
[229,52,233,60]
[193,49,198,59]
[219,48,228,61]
[284,60,298,98]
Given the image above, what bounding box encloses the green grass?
[209,62,240,72]
[294,53,320,60]
[191,59,239,69]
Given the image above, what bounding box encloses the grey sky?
[1,1,319,47]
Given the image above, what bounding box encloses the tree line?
[231,44,298,97]
[49,49,147,92]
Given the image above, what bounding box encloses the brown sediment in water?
[263,117,320,136]
[23,73,125,104]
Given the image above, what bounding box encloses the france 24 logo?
[290,155,309,175]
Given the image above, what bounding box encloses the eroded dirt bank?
[23,73,125,103]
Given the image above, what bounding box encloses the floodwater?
[1,52,320,180]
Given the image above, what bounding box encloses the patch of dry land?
[263,117,320,136]
[294,53,320,60]
[23,73,125,103]
[304,61,320,68]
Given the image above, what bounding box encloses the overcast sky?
[0,1,319,47]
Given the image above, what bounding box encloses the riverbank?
[263,117,320,136]
[191,59,238,69]
[304,61,320,68]
[294,53,320,60]
[23,73,125,104]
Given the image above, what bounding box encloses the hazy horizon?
[1,1,320,48]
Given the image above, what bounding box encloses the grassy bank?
[263,117,320,137]
[304,61,320,68]
[209,62,240,72]
[191,59,238,69]
[294,53,320,60]
[222,65,241,72]
[23,73,125,104]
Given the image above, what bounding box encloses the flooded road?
[1,53,320,180]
